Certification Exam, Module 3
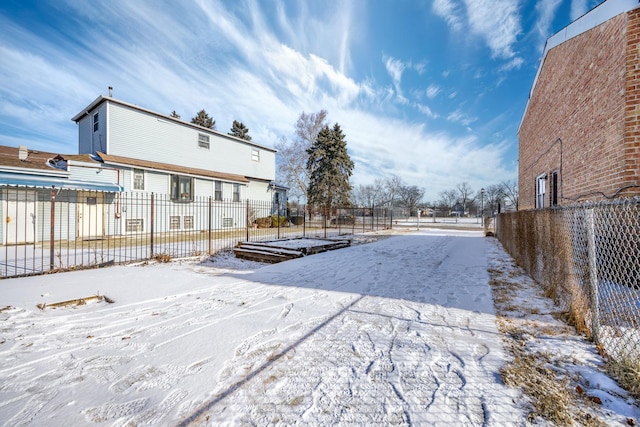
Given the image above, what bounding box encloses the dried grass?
[500,351,573,424]
[607,356,640,399]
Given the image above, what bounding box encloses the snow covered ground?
[0,228,637,426]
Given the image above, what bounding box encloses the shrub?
[255,217,271,228]
[270,215,287,227]
[290,215,304,226]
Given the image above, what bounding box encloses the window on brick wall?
[536,173,547,209]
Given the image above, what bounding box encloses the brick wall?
[519,12,634,210]
[624,8,640,197]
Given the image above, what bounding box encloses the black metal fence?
[1,188,394,278]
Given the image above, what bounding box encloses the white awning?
[0,172,123,192]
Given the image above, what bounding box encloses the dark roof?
[0,145,67,174]
[94,152,250,183]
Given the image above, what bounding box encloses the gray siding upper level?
[75,97,276,182]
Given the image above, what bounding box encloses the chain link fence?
[496,197,640,363]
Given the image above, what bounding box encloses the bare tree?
[352,182,382,206]
[456,182,473,216]
[382,174,404,206]
[499,179,519,211]
[477,184,504,217]
[275,110,328,202]
[397,185,425,216]
[296,110,328,147]
[438,189,458,213]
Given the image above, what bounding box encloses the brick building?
[518,0,640,210]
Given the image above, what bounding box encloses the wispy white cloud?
[432,0,464,32]
[535,0,562,47]
[341,109,513,199]
[0,0,518,200]
[570,0,588,21]
[447,109,478,127]
[433,0,523,64]
[499,57,524,72]
[383,55,408,98]
[414,61,428,75]
[426,84,441,99]
[463,0,522,60]
[416,104,439,119]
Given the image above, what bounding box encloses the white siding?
[106,103,275,182]
[145,171,170,194]
[68,163,120,186]
[246,181,271,200]
[195,179,213,198]
[78,103,108,154]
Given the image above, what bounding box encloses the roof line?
[93,152,250,183]
[71,95,277,153]
[519,0,640,134]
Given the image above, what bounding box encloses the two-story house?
[518,0,640,210]
[71,95,277,200]
[69,95,281,234]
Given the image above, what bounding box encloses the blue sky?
[0,0,603,201]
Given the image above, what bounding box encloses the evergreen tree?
[169,110,181,119]
[191,109,216,129]
[306,123,354,210]
[228,120,252,141]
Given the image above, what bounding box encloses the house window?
[198,133,210,149]
[551,171,559,207]
[126,219,144,233]
[184,216,194,229]
[232,183,240,202]
[170,175,193,202]
[536,174,547,209]
[215,180,223,201]
[133,169,145,190]
[251,149,260,162]
[222,218,233,228]
[93,112,99,132]
[169,216,181,230]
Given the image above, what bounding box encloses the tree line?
[170,109,252,141]
[435,180,518,217]
[174,106,519,217]
[276,109,519,217]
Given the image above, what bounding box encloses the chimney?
[18,145,28,161]
[108,86,113,97]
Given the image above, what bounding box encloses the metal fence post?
[352,206,355,235]
[49,187,55,271]
[246,199,249,242]
[150,193,155,258]
[586,208,600,343]
[209,196,213,254]
[324,206,327,238]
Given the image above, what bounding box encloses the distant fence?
[496,198,640,362]
[1,188,394,279]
